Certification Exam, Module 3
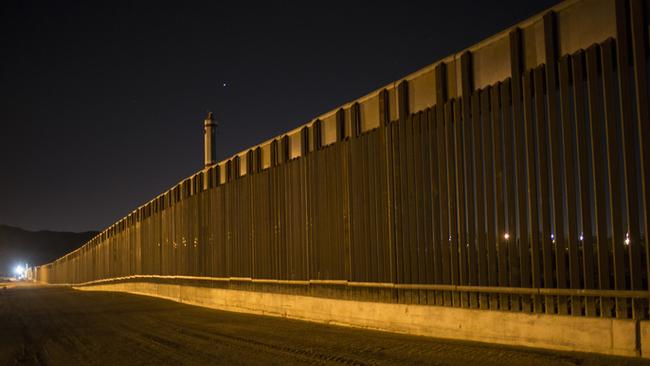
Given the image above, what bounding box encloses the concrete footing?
[75,281,646,358]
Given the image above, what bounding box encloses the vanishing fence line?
[37,0,650,320]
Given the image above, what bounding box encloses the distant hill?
[0,224,97,276]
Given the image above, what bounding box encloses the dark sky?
[0,0,560,233]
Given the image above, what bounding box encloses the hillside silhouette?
[0,224,97,276]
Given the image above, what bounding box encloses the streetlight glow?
[13,263,28,279]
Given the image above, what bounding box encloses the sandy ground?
[0,282,648,366]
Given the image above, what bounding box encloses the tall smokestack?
[204,111,217,168]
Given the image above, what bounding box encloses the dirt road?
[0,283,646,365]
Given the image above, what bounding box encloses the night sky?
[1,0,560,233]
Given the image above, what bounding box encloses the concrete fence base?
[75,281,648,358]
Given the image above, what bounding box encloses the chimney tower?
[204,111,217,168]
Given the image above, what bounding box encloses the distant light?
[625,232,631,246]
[14,264,26,278]
[222,82,227,87]
[504,233,510,240]
[579,233,584,241]
[550,234,555,240]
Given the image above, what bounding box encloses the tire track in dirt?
[153,317,375,366]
